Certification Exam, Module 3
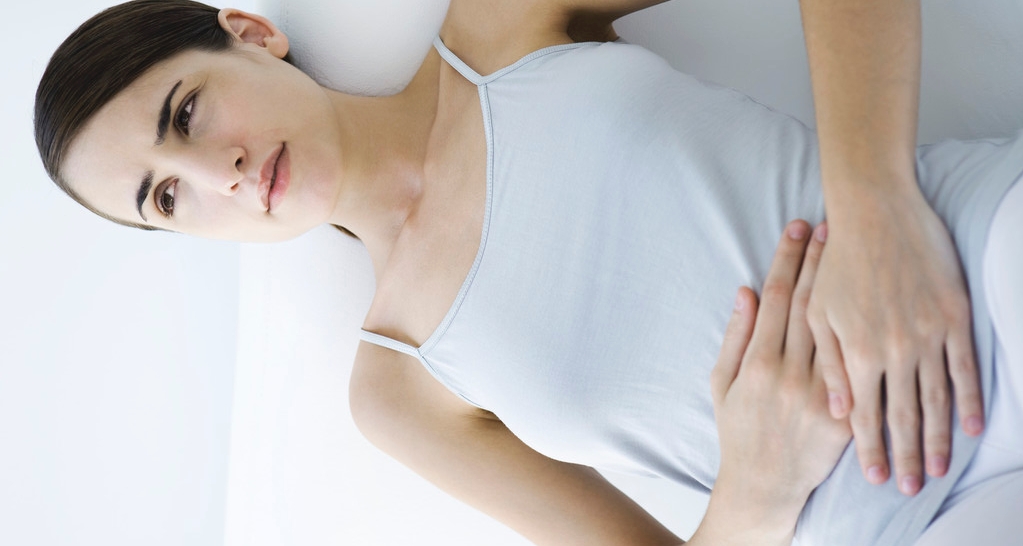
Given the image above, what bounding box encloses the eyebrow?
[136,171,153,222]
[155,80,183,145]
[137,80,183,221]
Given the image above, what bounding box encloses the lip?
[268,145,290,212]
[258,144,290,212]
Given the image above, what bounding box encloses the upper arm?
[540,0,675,39]
[349,342,683,546]
[554,0,674,42]
[558,0,671,19]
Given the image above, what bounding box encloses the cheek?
[174,189,248,235]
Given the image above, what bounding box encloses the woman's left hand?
[808,187,985,497]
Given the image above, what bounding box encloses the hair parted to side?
[35,0,292,231]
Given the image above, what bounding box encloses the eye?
[175,92,198,136]
[156,179,177,217]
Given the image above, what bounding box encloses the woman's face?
[64,37,346,242]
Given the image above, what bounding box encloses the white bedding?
[225,1,1023,544]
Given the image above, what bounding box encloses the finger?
[849,378,890,486]
[946,319,985,436]
[750,220,812,356]
[786,222,828,369]
[807,297,852,419]
[812,354,854,435]
[919,346,951,478]
[711,287,759,406]
[887,367,924,496]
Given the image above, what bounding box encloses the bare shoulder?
[437,0,669,74]
[438,0,568,75]
[348,340,681,545]
[349,340,493,447]
[439,0,661,75]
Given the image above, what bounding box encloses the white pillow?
[258,0,449,95]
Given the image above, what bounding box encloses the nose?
[177,145,245,196]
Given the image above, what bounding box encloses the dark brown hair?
[35,0,291,230]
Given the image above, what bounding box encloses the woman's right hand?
[691,220,852,546]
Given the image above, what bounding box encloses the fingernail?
[828,392,843,416]
[928,455,948,476]
[815,223,828,242]
[900,475,921,495]
[867,465,887,484]
[966,416,984,435]
[734,292,745,311]
[788,223,808,240]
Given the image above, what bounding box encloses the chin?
[191,221,319,244]
[258,219,332,244]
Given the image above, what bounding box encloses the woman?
[34,1,1023,543]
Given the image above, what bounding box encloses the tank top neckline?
[359,36,602,359]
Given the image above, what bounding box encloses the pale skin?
[59,0,979,541]
[798,0,984,496]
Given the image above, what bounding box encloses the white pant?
[916,176,1023,545]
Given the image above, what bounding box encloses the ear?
[217,9,290,59]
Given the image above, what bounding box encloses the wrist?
[692,475,807,546]
[822,173,928,228]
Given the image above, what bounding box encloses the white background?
[0,1,250,545]
[3,1,1021,546]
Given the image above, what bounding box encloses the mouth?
[258,144,288,212]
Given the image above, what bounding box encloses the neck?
[323,71,439,269]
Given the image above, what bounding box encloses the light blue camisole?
[360,38,1023,545]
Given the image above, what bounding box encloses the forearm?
[799,0,922,220]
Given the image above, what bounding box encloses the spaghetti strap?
[432,35,592,86]
[358,328,486,409]
[359,329,421,359]
[432,37,486,85]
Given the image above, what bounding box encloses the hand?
[808,187,985,496]
[698,220,851,546]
